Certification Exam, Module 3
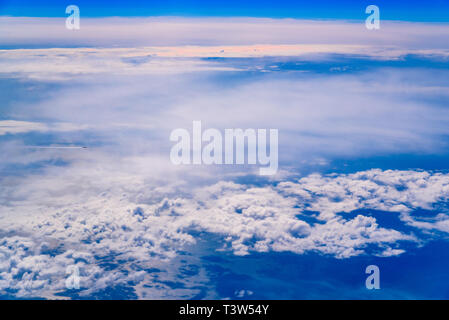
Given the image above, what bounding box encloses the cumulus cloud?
[1,165,449,298]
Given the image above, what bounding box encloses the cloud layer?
[1,16,449,299]
[1,167,449,298]
[1,16,449,50]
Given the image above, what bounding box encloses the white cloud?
[0,120,88,135]
[1,166,449,298]
[3,67,449,169]
[1,17,449,80]
[1,16,449,298]
[1,16,449,51]
[0,120,48,135]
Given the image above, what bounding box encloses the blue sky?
[1,1,449,300]
[1,0,449,21]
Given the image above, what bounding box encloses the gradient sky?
[1,0,449,21]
